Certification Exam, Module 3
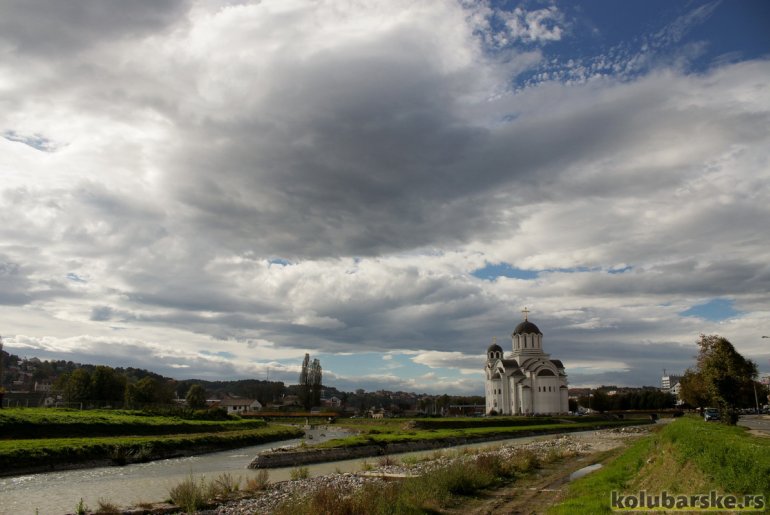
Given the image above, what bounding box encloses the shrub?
[95,498,121,514]
[212,473,240,496]
[377,455,399,467]
[245,469,270,491]
[169,473,210,513]
[290,466,310,480]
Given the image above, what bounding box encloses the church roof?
[500,359,519,368]
[550,359,564,369]
[487,343,503,353]
[513,320,542,335]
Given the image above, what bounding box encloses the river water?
[0,429,573,514]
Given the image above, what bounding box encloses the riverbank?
[249,418,652,468]
[1,426,304,477]
[0,408,304,476]
[208,426,651,514]
[551,416,770,514]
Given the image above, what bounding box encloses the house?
[218,398,262,414]
[321,396,342,408]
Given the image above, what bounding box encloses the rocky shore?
[248,422,650,469]
[208,426,650,515]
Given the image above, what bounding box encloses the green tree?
[679,369,711,408]
[682,334,758,424]
[125,376,175,408]
[63,369,92,404]
[185,384,207,409]
[90,366,126,405]
[298,354,322,410]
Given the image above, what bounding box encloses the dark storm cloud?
[0,0,190,57]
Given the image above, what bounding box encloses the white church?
[485,309,569,415]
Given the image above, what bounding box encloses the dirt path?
[440,435,632,515]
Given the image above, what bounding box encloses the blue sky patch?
[66,273,86,283]
[472,262,538,281]
[680,298,741,321]
[4,130,57,152]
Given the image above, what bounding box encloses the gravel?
[207,426,651,515]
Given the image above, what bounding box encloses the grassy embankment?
[0,408,303,474]
[550,416,770,514]
[312,415,652,449]
[267,416,769,515]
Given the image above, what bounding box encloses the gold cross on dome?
[492,336,497,345]
[522,307,530,321]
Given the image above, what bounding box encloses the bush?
[95,498,121,514]
[168,473,210,513]
[290,466,310,480]
[245,469,270,491]
[377,455,399,467]
[211,473,240,496]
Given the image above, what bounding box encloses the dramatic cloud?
[1,0,768,393]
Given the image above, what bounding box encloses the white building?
[484,311,568,415]
[218,398,262,414]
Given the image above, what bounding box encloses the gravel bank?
[207,426,650,515]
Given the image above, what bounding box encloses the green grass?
[549,435,654,514]
[660,417,770,498]
[0,425,303,472]
[550,417,770,514]
[0,408,266,439]
[313,419,650,449]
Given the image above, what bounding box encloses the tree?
[309,358,322,408]
[186,384,207,409]
[125,376,175,408]
[679,369,710,408]
[679,334,758,424]
[298,353,322,410]
[63,369,92,405]
[90,366,126,405]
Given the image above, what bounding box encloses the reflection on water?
[0,428,583,514]
[0,439,300,515]
[569,463,603,481]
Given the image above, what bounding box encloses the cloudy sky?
[2,0,769,395]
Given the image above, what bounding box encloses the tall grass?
[274,447,550,514]
[660,417,770,498]
[245,469,270,491]
[168,472,243,512]
[549,436,654,514]
[169,473,211,513]
[552,417,770,514]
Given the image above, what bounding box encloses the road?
[738,414,770,436]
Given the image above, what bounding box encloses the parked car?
[704,408,720,421]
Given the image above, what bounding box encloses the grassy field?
[313,416,651,449]
[0,425,303,472]
[0,408,304,475]
[550,417,770,514]
[0,407,266,438]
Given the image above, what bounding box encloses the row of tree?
[577,389,676,412]
[55,366,177,408]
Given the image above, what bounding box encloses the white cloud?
[0,1,768,392]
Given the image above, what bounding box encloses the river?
[0,428,582,514]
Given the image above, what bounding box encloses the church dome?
[487,343,503,354]
[513,320,542,335]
